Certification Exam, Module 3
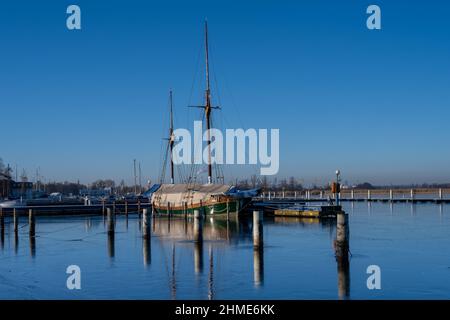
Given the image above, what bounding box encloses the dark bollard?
[138,200,141,215]
[125,201,128,215]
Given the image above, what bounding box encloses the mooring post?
[0,208,4,248]
[102,200,105,215]
[410,189,415,200]
[167,202,171,218]
[439,188,443,200]
[142,209,150,239]
[106,208,114,235]
[0,207,4,229]
[13,208,18,234]
[29,209,35,237]
[268,192,271,201]
[253,210,263,249]
[336,212,350,301]
[125,201,128,215]
[351,190,354,200]
[390,189,393,201]
[138,200,141,215]
[193,209,203,243]
[367,190,371,201]
[335,212,349,257]
[226,199,230,221]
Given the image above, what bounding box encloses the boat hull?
[152,198,251,216]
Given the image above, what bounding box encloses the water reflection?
[150,213,348,297]
[107,232,115,259]
[208,246,214,300]
[29,234,36,258]
[253,247,264,287]
[0,214,4,250]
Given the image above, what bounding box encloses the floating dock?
[274,205,343,218]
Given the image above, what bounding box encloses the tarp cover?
[151,183,233,207]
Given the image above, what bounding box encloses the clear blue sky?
[1,0,449,186]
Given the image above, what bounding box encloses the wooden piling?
[335,212,349,257]
[335,212,350,299]
[138,200,141,215]
[142,209,150,239]
[253,210,263,249]
[13,208,18,234]
[125,201,128,215]
[106,208,114,234]
[0,208,4,230]
[193,209,203,243]
[102,200,105,215]
[0,208,4,248]
[28,209,35,237]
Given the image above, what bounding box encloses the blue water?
[0,202,449,299]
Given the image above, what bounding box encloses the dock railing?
[259,188,450,203]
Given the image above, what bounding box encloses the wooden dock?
[256,188,450,204]
[0,202,151,216]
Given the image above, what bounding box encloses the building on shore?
[0,172,33,200]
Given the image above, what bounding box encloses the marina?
[0,201,448,299]
[1,0,449,306]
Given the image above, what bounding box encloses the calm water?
[0,202,449,299]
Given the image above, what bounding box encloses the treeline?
[42,179,146,195]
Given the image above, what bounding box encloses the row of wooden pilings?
[0,207,36,256]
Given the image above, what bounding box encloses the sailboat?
[149,21,260,216]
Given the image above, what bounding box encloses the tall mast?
[133,159,137,194]
[169,90,175,184]
[205,20,213,184]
